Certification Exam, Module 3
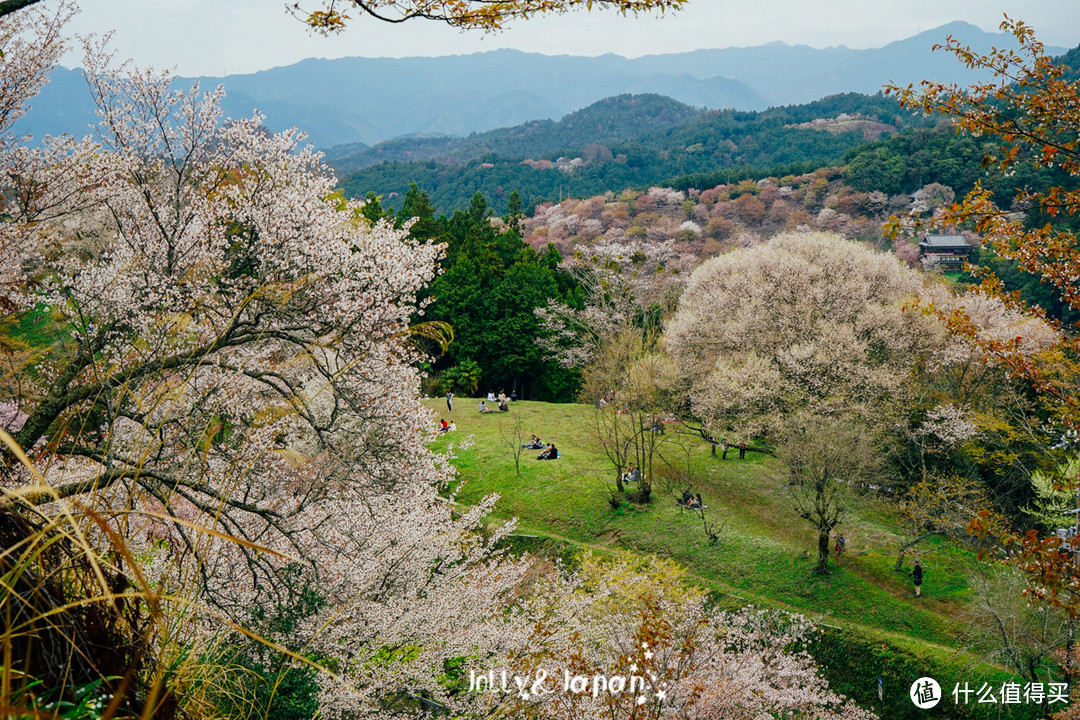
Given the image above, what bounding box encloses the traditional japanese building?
[918,234,972,267]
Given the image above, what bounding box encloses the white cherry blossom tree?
[0,19,528,715]
[665,231,933,442]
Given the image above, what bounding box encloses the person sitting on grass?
[479,400,490,413]
[499,399,509,412]
[523,434,543,449]
[622,463,640,484]
[537,443,558,460]
[439,419,450,433]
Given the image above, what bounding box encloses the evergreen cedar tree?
[888,19,1080,615]
[382,186,580,401]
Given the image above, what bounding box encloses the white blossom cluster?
[487,555,875,720]
[666,231,933,438]
[0,19,530,715]
[916,403,981,448]
[919,283,1060,370]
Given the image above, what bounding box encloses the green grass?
[4,305,67,348]
[435,398,972,645]
[430,398,1053,718]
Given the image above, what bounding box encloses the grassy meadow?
[430,398,1048,719]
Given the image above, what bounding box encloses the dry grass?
[0,429,324,719]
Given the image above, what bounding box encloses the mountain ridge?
[14,23,1068,149]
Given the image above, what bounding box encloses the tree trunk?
[816,526,831,573]
[1067,617,1075,690]
[642,417,653,503]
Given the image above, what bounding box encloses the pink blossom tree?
[497,554,875,720]
[0,20,528,714]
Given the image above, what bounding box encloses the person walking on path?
[909,560,924,597]
[446,391,453,413]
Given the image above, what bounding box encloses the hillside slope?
[337,92,914,214]
[432,399,1044,720]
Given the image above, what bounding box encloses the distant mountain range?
[14,22,1069,149]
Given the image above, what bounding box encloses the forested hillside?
[325,94,700,174]
[385,121,1079,406]
[337,92,920,214]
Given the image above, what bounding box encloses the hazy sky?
[62,0,1080,76]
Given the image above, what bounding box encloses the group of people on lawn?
[679,489,703,508]
[479,389,513,413]
[444,390,556,458]
[523,434,558,459]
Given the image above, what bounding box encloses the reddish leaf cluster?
[889,17,1080,612]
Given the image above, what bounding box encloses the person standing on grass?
[834,533,846,565]
[909,560,924,597]
[446,391,453,413]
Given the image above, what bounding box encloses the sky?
[62,0,1080,77]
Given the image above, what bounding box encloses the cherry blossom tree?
[494,553,875,720]
[535,236,688,370]
[580,327,677,502]
[0,0,76,316]
[665,231,933,443]
[0,18,529,715]
[534,234,692,502]
[778,414,881,573]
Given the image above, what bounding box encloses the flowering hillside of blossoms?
[519,173,943,265]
